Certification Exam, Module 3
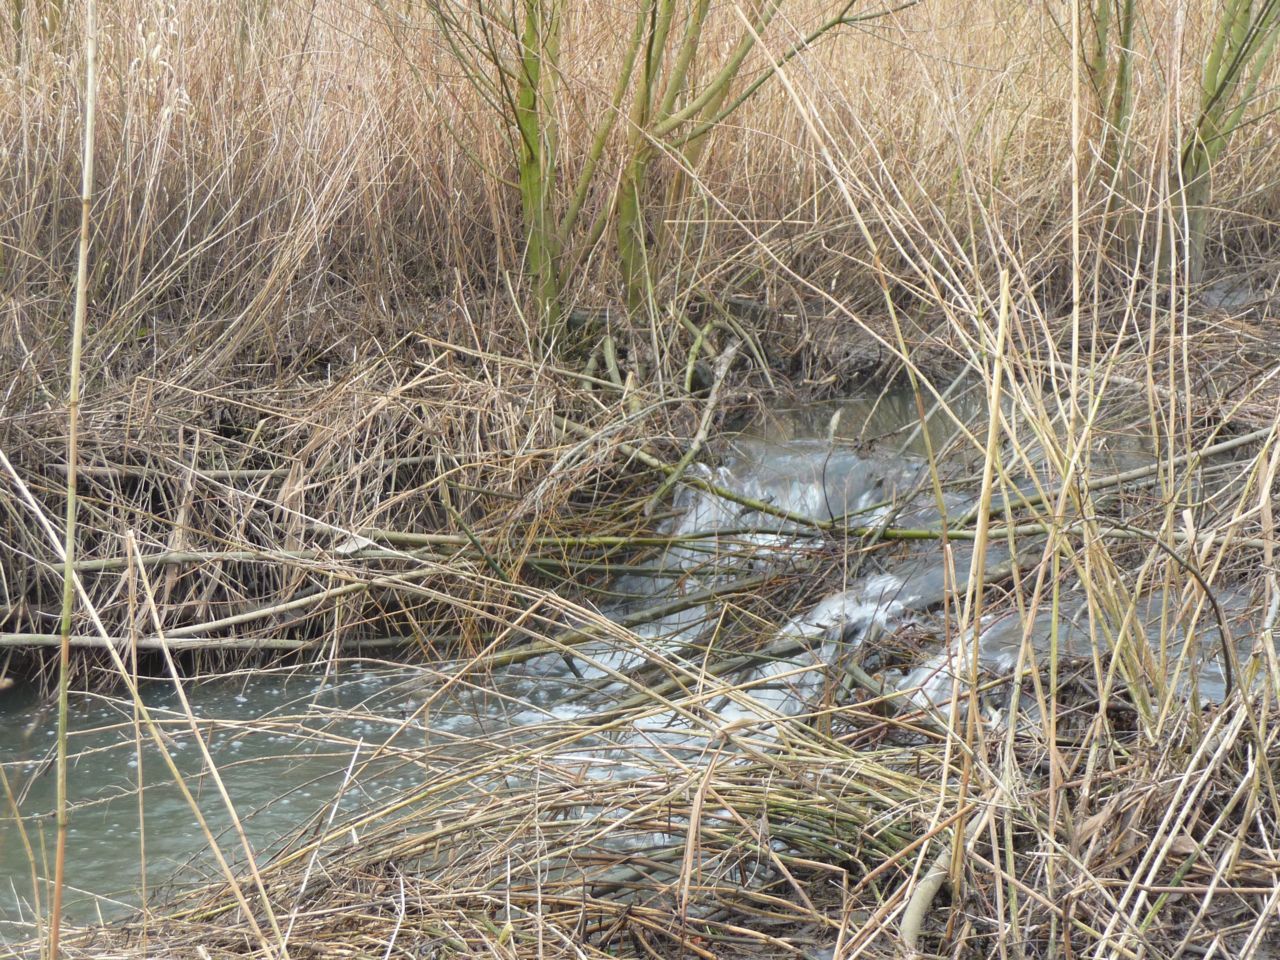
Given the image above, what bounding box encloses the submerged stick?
[0,632,428,651]
[67,526,806,573]
[591,544,1034,724]
[318,524,818,549]
[900,800,992,953]
[0,568,786,656]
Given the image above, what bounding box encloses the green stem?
[615,0,663,314]
[671,0,919,147]
[558,0,650,239]
[653,0,713,122]
[652,0,782,138]
[616,150,653,314]
[516,0,562,344]
[1179,0,1280,280]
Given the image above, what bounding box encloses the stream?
[0,383,1264,943]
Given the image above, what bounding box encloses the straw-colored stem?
[49,2,94,954]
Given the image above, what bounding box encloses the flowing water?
[0,381,1264,943]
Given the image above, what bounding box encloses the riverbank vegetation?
[3,0,1280,957]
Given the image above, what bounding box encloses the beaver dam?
[5,0,1280,957]
[3,368,1279,958]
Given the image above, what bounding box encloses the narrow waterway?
[0,380,1261,942]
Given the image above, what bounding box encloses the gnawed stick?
[645,343,740,514]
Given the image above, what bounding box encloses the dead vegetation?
[2,0,1280,957]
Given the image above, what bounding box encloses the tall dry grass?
[1,2,1276,360]
[4,0,1276,649]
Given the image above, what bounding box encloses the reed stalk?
[48,1,95,954]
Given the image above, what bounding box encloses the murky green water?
[0,665,438,939]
